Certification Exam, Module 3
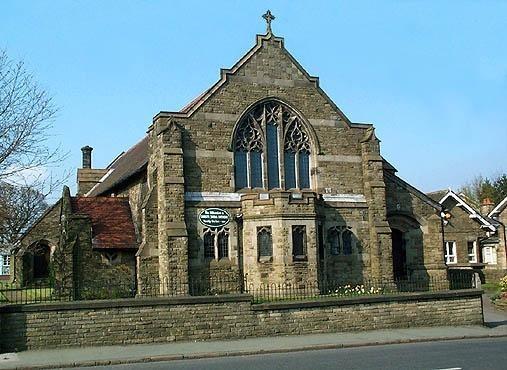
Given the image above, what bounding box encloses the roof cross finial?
[262,10,275,34]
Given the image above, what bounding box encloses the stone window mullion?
[278,124,284,189]
[214,229,219,261]
[246,152,251,188]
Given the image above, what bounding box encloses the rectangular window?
[250,151,263,188]
[257,226,273,261]
[1,255,9,275]
[266,124,280,189]
[234,151,247,189]
[445,241,457,264]
[292,225,307,260]
[298,151,310,189]
[467,241,477,263]
[284,151,296,189]
[483,246,497,264]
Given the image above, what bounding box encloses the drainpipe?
[439,208,447,271]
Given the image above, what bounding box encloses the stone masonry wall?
[0,290,483,351]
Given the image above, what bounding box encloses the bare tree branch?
[0,50,65,180]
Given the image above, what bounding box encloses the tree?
[0,50,65,252]
[459,174,507,206]
[0,181,48,251]
[0,49,60,180]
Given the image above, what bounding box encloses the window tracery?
[233,100,312,190]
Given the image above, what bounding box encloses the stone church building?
[15,14,451,294]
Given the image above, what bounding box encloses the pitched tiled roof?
[71,197,138,250]
[87,136,149,197]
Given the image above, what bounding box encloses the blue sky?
[2,1,506,199]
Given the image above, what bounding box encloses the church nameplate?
[199,208,231,228]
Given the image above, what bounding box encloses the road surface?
[69,337,507,370]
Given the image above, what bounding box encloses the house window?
[1,255,10,275]
[233,100,312,191]
[292,225,307,260]
[445,241,457,264]
[467,241,477,263]
[257,226,273,260]
[203,228,229,260]
[483,246,497,265]
[328,226,353,255]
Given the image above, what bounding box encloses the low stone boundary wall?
[0,289,483,352]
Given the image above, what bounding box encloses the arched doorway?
[33,242,50,279]
[391,228,407,280]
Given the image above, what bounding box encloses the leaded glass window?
[329,228,340,255]
[342,229,352,255]
[257,226,273,259]
[203,227,229,260]
[234,115,264,189]
[233,100,312,191]
[217,229,229,259]
[266,123,280,189]
[328,226,353,256]
[292,225,307,259]
[203,230,215,259]
[284,120,311,189]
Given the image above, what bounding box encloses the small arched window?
[233,100,312,191]
[328,227,353,256]
[203,228,229,260]
[257,226,273,260]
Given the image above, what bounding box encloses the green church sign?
[198,208,231,228]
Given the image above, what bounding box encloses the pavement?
[1,294,506,370]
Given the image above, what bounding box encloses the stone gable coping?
[151,33,353,127]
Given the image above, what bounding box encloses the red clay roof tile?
[70,197,137,250]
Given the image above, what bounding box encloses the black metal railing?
[0,272,477,306]
[246,274,475,304]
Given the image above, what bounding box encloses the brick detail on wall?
[0,289,483,352]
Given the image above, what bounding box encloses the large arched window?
[233,100,312,190]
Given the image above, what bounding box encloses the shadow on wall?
[182,130,203,193]
[386,190,431,290]
[19,240,51,286]
[319,205,367,287]
[0,312,27,352]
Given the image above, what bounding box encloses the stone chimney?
[81,146,93,169]
[480,198,495,216]
[76,145,108,195]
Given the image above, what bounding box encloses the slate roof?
[71,197,138,250]
[426,189,448,203]
[87,136,149,197]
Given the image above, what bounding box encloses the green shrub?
[499,275,507,292]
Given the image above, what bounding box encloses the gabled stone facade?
[125,31,446,292]
[16,24,451,294]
